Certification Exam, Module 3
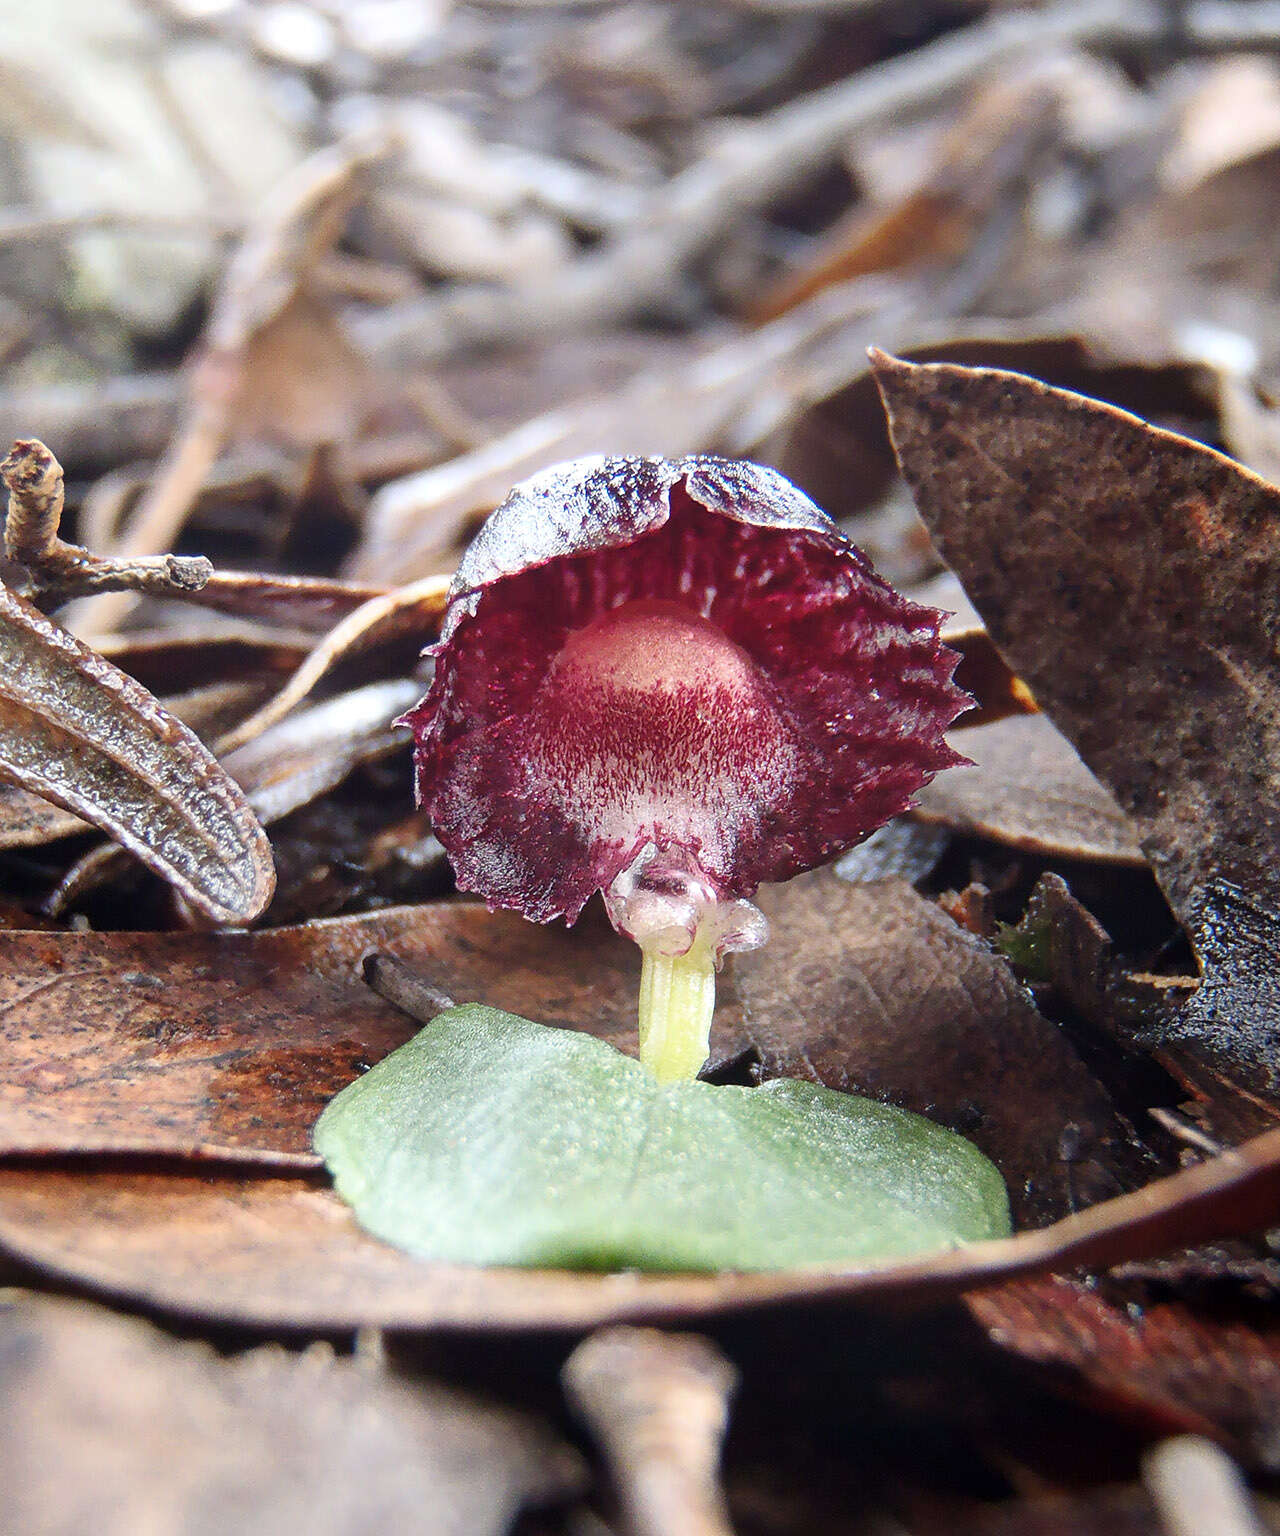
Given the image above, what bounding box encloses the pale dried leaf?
[0,1296,580,1536]
[912,714,1146,865]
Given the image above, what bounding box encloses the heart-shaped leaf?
[315,1005,1011,1273]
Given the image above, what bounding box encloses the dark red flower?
[402,455,969,947]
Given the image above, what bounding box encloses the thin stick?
[360,952,456,1026]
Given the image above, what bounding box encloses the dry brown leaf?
[873,352,1280,929]
[0,1296,580,1536]
[0,900,750,1165]
[0,1128,1278,1331]
[772,335,1220,533]
[967,1276,1280,1470]
[350,280,909,585]
[738,872,1151,1226]
[0,584,274,924]
[912,714,1145,866]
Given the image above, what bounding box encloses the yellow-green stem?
[638,935,716,1083]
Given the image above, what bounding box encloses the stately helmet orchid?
[402,454,969,1080]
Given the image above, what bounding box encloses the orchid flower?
[402,455,969,1081]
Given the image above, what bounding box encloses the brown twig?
[360,953,456,1025]
[563,1327,738,1536]
[0,440,212,612]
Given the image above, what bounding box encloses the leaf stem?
[638,933,716,1083]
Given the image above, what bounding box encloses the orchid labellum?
[403,455,969,1081]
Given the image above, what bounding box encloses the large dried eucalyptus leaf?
[875,354,1280,1093]
[0,583,274,923]
[0,900,746,1164]
[0,1129,1278,1331]
[315,1005,1012,1273]
[873,351,1280,928]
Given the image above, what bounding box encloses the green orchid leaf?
[315,1006,1011,1272]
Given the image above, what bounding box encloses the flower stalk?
[638,929,718,1084]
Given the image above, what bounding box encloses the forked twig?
[0,440,211,612]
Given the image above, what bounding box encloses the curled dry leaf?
[217,575,450,753]
[0,583,274,924]
[0,679,272,852]
[872,351,1280,929]
[911,714,1145,866]
[0,1127,1277,1331]
[36,680,424,920]
[0,1296,581,1536]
